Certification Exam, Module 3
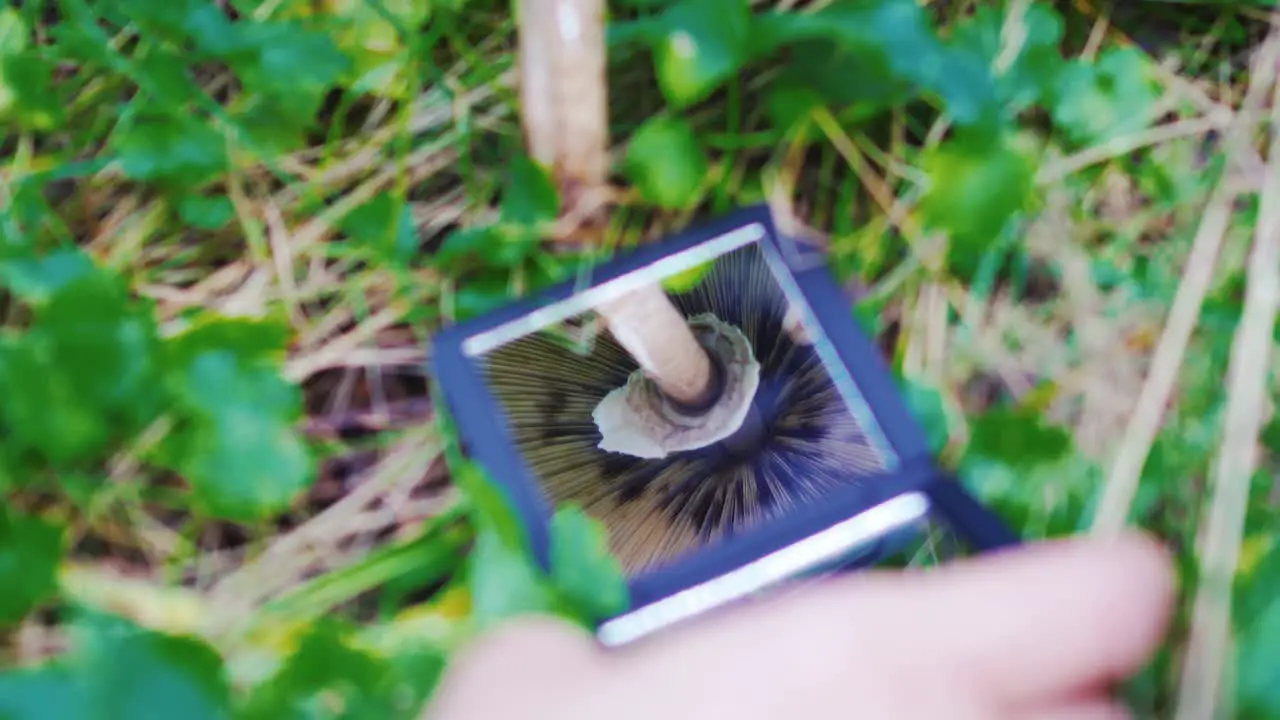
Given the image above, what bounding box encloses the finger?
[627,530,1175,708]
[425,616,607,720]
[1019,698,1132,720]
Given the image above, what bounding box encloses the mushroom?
[517,0,745,464]
[481,243,893,575]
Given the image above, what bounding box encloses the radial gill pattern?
[481,242,891,576]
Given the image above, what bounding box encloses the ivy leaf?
[71,612,232,720]
[549,506,629,623]
[1050,46,1157,146]
[919,130,1039,278]
[110,112,228,189]
[624,117,707,210]
[500,154,560,229]
[652,0,751,108]
[0,507,64,626]
[161,316,312,522]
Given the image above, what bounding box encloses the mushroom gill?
[480,242,893,576]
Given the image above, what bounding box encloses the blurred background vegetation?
[1,0,1280,717]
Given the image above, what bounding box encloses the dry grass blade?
[1090,34,1280,537]
[202,430,444,639]
[1173,42,1280,720]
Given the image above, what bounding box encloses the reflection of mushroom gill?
[482,244,891,575]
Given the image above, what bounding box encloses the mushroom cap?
[482,242,893,575]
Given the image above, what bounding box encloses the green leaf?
[549,506,629,623]
[661,259,715,294]
[0,271,166,465]
[467,527,558,630]
[919,130,1039,278]
[500,154,561,228]
[113,0,239,54]
[177,196,236,231]
[0,9,61,133]
[162,317,312,522]
[751,0,997,126]
[624,117,707,210]
[0,249,97,306]
[339,192,420,266]
[1237,596,1280,718]
[0,507,64,626]
[765,81,823,136]
[0,612,231,720]
[110,113,228,189]
[436,225,537,270]
[966,407,1072,468]
[453,462,558,629]
[449,269,511,322]
[0,7,26,55]
[1050,46,1157,146]
[958,406,1096,534]
[949,3,1066,116]
[239,620,441,720]
[0,665,87,720]
[899,378,950,454]
[133,47,203,108]
[653,0,751,108]
[228,21,352,126]
[71,612,232,720]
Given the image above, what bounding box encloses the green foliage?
[1050,47,1158,146]
[239,620,443,720]
[161,317,313,522]
[435,153,560,272]
[959,406,1099,536]
[625,116,708,210]
[652,0,752,108]
[550,506,630,622]
[919,130,1040,276]
[0,612,232,720]
[0,507,64,626]
[452,461,630,630]
[1235,543,1280,718]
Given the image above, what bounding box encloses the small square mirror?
[430,206,1018,646]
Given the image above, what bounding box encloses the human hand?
[425,531,1175,720]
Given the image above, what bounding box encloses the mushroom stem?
[517,0,610,207]
[596,286,717,408]
[517,0,720,409]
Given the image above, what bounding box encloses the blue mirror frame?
[429,205,1019,644]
